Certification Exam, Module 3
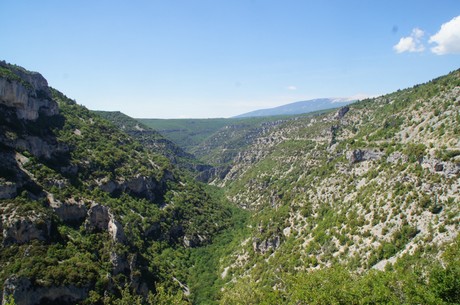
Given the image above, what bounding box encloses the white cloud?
[412,28,424,39]
[393,28,425,53]
[429,15,460,55]
[287,85,297,90]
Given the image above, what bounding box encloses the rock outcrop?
[2,213,51,246]
[334,106,350,120]
[421,157,460,177]
[183,234,207,248]
[47,194,87,223]
[0,61,58,121]
[97,172,175,201]
[0,62,70,196]
[85,203,126,243]
[14,136,69,161]
[0,180,17,200]
[346,149,384,164]
[195,165,231,183]
[110,251,130,275]
[0,151,43,199]
[386,152,409,164]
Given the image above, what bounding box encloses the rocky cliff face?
[0,63,134,288]
[0,61,58,121]
[0,63,70,202]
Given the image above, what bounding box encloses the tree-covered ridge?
[94,111,211,180]
[139,118,234,152]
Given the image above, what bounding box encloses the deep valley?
[0,61,459,304]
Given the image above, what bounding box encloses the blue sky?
[1,1,459,118]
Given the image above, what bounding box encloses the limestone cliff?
[0,61,58,121]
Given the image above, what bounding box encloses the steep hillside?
[214,70,460,303]
[0,61,233,304]
[233,97,355,118]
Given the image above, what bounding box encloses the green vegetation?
[0,65,33,90]
[94,111,208,177]
[139,118,233,151]
[139,115,293,157]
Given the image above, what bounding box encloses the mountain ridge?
[233,97,355,118]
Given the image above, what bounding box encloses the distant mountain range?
[234,98,356,118]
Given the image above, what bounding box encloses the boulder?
[434,163,444,172]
